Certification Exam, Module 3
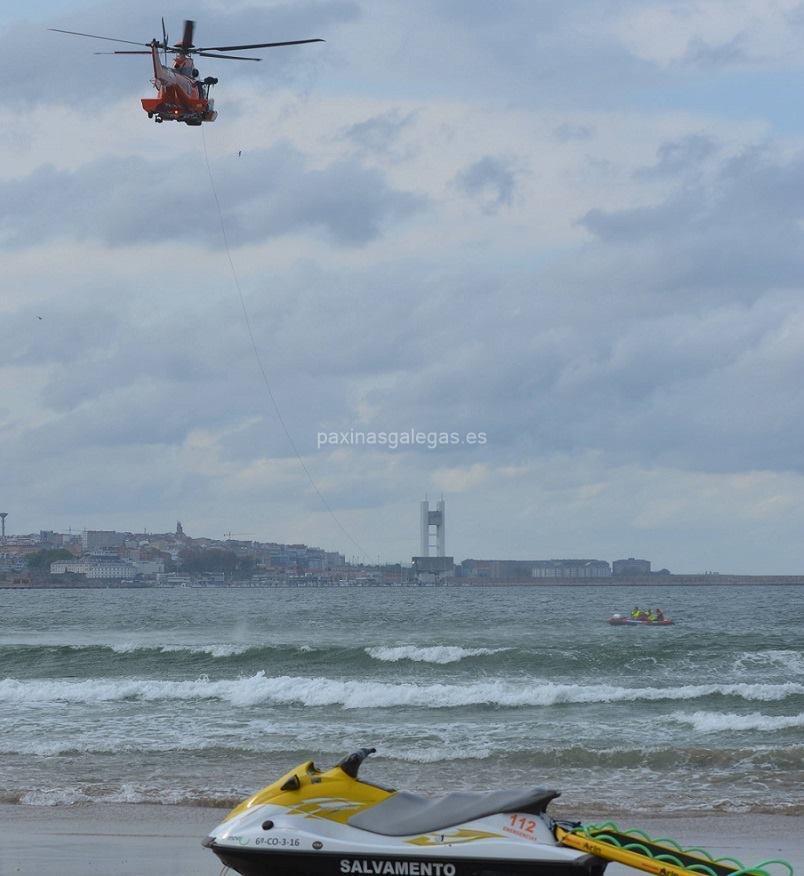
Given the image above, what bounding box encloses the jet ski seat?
[348,787,560,836]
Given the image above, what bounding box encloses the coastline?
[0,804,800,876]
[3,577,804,589]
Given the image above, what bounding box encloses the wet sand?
[0,805,800,876]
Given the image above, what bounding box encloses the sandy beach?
[0,805,799,876]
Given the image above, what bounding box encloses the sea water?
[1,585,801,815]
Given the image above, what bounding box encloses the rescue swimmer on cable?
[49,18,323,126]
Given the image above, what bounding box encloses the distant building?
[0,541,43,558]
[412,556,454,582]
[613,558,651,577]
[412,556,454,573]
[82,530,127,552]
[51,560,131,579]
[51,558,163,579]
[459,559,500,578]
[531,559,611,578]
[460,558,611,579]
[156,573,193,587]
[324,551,346,569]
[420,499,446,557]
[0,554,27,573]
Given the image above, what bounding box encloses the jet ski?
[204,747,608,876]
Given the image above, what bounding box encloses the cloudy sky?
[2,0,804,572]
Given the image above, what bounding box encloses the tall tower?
[0,512,7,542]
[420,498,446,557]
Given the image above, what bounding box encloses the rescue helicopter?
[50,19,323,126]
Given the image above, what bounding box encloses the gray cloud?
[0,303,120,368]
[554,123,594,142]
[6,1,804,569]
[340,110,418,159]
[6,139,803,487]
[580,145,804,302]
[581,199,690,242]
[454,156,520,213]
[1,255,436,467]
[0,143,424,249]
[637,134,719,178]
[681,35,752,69]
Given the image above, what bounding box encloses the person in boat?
[647,610,657,622]
[631,607,641,619]
[655,608,665,622]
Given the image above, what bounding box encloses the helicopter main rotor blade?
[196,51,261,60]
[48,27,148,47]
[94,50,152,55]
[175,19,195,50]
[195,38,324,51]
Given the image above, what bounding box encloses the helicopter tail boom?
[149,41,169,85]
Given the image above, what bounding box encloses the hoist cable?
[200,126,370,562]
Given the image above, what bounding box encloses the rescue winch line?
[200,126,370,562]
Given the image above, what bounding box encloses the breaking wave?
[0,640,274,658]
[2,673,802,709]
[11,784,236,808]
[5,784,801,815]
[0,640,508,664]
[732,650,804,676]
[669,710,804,733]
[365,645,507,664]
[3,738,801,775]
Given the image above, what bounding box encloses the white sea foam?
[156,643,252,657]
[365,645,507,664]
[99,641,256,657]
[108,783,187,804]
[1,736,497,761]
[732,650,804,676]
[379,744,497,763]
[0,735,223,757]
[2,673,802,709]
[101,641,140,654]
[19,784,189,806]
[2,637,267,657]
[19,787,95,806]
[670,710,804,733]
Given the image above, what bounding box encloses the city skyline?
[0,512,715,575]
[3,2,804,573]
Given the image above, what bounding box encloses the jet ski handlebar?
[337,747,377,778]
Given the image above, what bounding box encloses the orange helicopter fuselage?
[141,43,216,125]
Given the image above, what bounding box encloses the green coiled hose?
[572,821,794,876]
